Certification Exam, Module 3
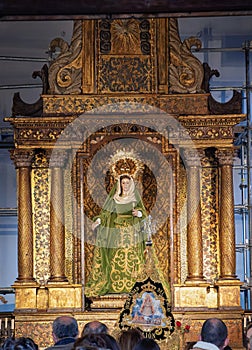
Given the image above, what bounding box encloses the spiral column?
[11,150,36,283]
[48,150,68,283]
[216,149,237,280]
[184,149,204,282]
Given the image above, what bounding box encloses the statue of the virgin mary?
[85,171,147,296]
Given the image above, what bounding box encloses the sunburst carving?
[111,19,140,54]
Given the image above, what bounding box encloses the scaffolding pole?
[243,40,252,308]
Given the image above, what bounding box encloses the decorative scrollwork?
[140,19,151,55]
[48,20,82,94]
[100,20,111,54]
[169,18,204,93]
[202,62,220,93]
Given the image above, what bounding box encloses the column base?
[184,277,206,284]
[47,276,69,283]
[13,283,38,310]
[215,279,242,309]
[14,278,38,284]
[13,284,83,311]
[174,283,212,309]
[47,284,82,310]
[174,280,242,310]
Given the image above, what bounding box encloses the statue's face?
[121,178,131,193]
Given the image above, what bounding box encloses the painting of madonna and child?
[131,292,166,326]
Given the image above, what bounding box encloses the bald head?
[81,321,108,336]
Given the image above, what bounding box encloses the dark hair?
[1,338,38,350]
[244,322,252,348]
[53,316,78,339]
[201,318,228,348]
[118,328,144,350]
[74,333,120,350]
[81,321,108,337]
[132,338,160,350]
[184,342,197,350]
[1,337,16,350]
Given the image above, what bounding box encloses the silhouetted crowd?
[0,316,248,350]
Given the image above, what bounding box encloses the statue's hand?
[132,209,142,217]
[92,218,101,231]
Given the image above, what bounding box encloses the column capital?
[216,149,235,166]
[182,148,204,167]
[49,149,69,168]
[10,149,34,168]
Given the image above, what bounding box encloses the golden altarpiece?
[6,17,245,349]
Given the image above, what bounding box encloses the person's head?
[52,316,79,343]
[74,333,120,350]
[81,321,108,337]
[13,338,38,350]
[1,337,16,350]
[118,328,144,350]
[1,337,38,350]
[244,322,252,349]
[132,338,160,350]
[201,318,228,350]
[119,175,132,195]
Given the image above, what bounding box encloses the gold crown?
[141,282,156,292]
[109,149,144,180]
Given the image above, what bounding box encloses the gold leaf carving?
[111,19,141,54]
[32,157,50,284]
[48,20,82,94]
[169,18,204,93]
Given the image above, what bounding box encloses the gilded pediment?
[47,18,204,96]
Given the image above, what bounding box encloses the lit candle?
[5,318,7,329]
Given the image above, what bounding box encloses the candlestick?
[5,318,7,329]
[11,319,14,330]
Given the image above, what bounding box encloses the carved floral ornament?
[10,15,243,118]
[45,17,204,95]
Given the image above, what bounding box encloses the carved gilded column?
[184,149,204,282]
[11,150,36,283]
[48,150,68,283]
[216,149,237,280]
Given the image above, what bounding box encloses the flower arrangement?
[175,320,190,333]
[164,319,191,350]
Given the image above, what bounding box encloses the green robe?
[85,186,147,296]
